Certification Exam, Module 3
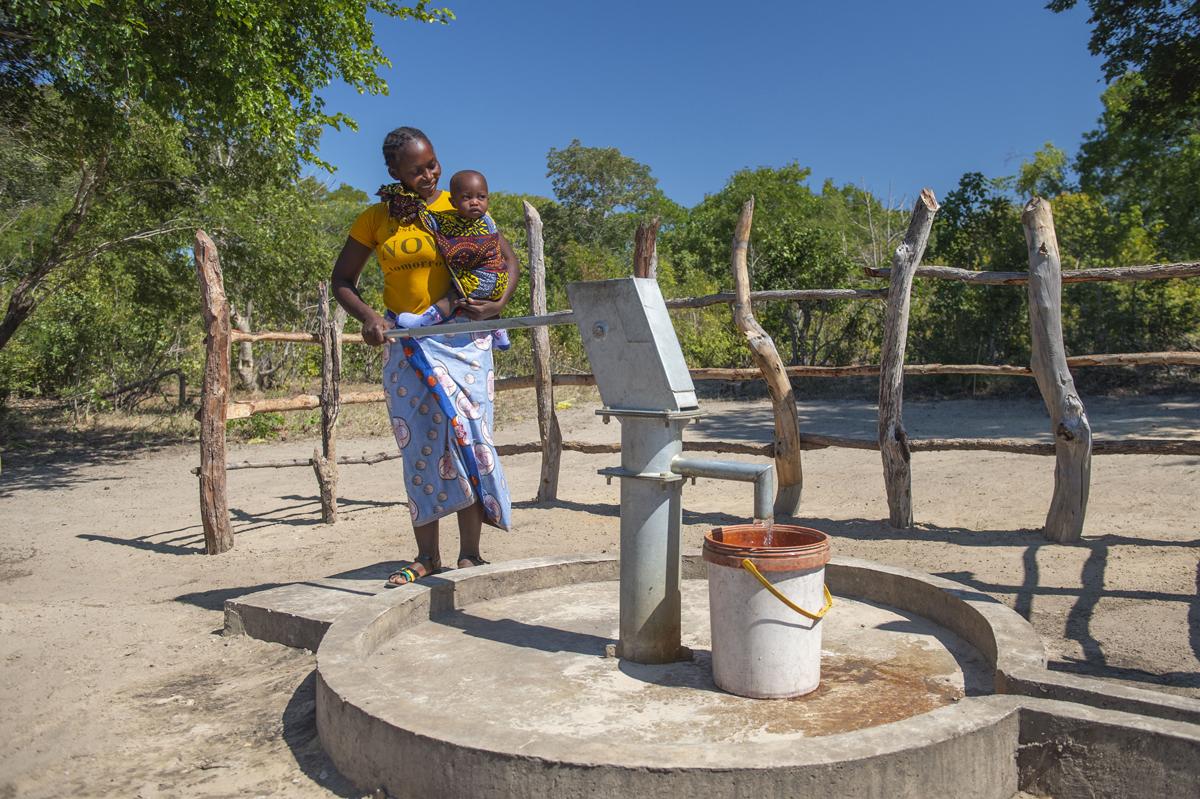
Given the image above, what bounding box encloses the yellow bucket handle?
[740,559,833,621]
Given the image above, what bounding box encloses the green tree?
[1015,142,1072,197]
[819,179,912,273]
[0,0,453,352]
[0,109,371,398]
[1075,74,1200,259]
[547,139,665,246]
[1048,1,1200,129]
[544,139,684,258]
[916,172,1030,372]
[1,0,451,159]
[206,176,367,391]
[0,109,200,401]
[1051,190,1198,359]
[666,163,859,366]
[536,141,686,369]
[668,162,825,282]
[0,99,195,352]
[914,150,1197,389]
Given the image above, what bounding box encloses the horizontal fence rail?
[665,288,887,309]
[194,433,1200,476]
[217,352,1200,420]
[231,330,366,344]
[866,261,1200,285]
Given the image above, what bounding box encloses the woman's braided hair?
[382,126,429,166]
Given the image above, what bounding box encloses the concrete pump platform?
[363,579,990,743]
[225,554,1200,797]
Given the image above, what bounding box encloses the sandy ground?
[1,394,1198,798]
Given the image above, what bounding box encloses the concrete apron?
[309,554,1200,798]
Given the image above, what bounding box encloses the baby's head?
[448,170,489,220]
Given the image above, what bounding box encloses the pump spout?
[670,457,774,522]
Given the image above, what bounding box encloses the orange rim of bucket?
[702,525,831,571]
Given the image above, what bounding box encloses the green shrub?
[227,411,287,440]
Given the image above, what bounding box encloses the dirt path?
[2,396,1198,798]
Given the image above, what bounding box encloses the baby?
[383,170,510,350]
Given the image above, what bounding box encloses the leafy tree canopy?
[1048,0,1200,127]
[667,161,828,284]
[545,139,683,249]
[0,1,451,353]
[1015,142,1073,197]
[1075,73,1200,259]
[1,0,453,166]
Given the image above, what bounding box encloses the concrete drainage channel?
[304,553,1200,799]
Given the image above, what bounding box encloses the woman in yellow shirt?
[331,127,520,587]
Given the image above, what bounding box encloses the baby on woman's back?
[383,170,510,349]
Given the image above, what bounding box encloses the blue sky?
[314,1,1107,209]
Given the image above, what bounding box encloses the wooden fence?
[190,195,1200,554]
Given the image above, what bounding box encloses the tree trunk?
[799,305,812,366]
[312,281,340,524]
[194,230,235,554]
[1022,197,1092,543]
[878,188,940,528]
[730,197,802,516]
[0,155,108,352]
[786,304,801,366]
[231,301,258,393]
[0,264,53,352]
[523,201,562,502]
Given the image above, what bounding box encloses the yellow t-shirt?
[348,190,455,315]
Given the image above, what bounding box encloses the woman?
[331,126,519,587]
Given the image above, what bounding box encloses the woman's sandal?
[457,555,490,569]
[385,554,441,588]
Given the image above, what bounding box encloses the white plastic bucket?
[703,525,832,699]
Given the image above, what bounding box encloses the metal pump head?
[566,278,698,412]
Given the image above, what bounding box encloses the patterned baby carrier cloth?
[377,183,508,302]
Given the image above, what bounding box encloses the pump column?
[600,408,702,664]
[565,278,705,665]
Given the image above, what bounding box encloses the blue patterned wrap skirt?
[381,312,511,531]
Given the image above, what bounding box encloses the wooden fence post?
[730,197,802,517]
[523,201,562,502]
[1022,197,1092,542]
[878,189,940,528]
[633,217,661,279]
[194,230,235,554]
[312,281,341,523]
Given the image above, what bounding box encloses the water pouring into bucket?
[703,525,832,699]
